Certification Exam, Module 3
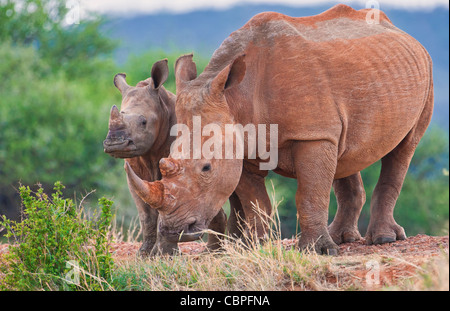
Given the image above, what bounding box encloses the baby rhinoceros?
[103,59,227,256]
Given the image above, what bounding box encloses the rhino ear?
[175,54,197,92]
[114,73,130,94]
[211,54,246,95]
[151,59,169,89]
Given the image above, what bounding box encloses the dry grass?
[2,185,447,291]
[109,186,449,291]
[111,188,342,291]
[112,238,337,291]
[111,237,449,291]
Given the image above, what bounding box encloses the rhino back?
[210,5,432,176]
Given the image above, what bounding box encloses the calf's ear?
[114,73,130,94]
[175,54,197,92]
[151,59,169,89]
[211,54,246,95]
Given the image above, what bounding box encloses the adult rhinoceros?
[125,5,433,255]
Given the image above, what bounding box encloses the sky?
[80,0,449,16]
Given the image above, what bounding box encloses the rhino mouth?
[160,219,206,243]
[103,139,137,157]
[165,231,204,243]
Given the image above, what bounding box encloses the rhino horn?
[125,162,165,209]
[108,105,125,131]
[159,158,181,177]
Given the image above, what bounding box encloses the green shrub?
[0,182,114,290]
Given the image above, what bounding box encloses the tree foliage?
[0,0,116,77]
[0,0,120,221]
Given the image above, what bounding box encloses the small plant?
[0,182,114,290]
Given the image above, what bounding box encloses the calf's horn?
[108,105,124,131]
[125,162,165,208]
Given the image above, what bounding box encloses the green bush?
[0,182,114,290]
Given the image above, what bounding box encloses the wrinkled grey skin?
[103,59,228,256]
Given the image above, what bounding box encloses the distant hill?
[103,4,449,129]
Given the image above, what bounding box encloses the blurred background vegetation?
[0,0,448,240]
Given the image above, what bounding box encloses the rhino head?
[103,59,172,158]
[124,54,246,242]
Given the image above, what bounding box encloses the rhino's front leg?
[150,226,179,256]
[293,140,339,255]
[126,170,160,256]
[130,190,160,256]
[227,192,245,239]
[234,164,272,241]
[206,208,227,251]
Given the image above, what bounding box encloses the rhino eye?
[202,164,211,172]
[139,116,147,126]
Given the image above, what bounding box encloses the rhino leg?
[234,165,272,241]
[135,198,160,257]
[126,174,160,256]
[206,208,227,251]
[329,172,365,244]
[366,94,432,245]
[365,147,410,245]
[293,140,339,255]
[150,228,179,256]
[227,192,245,239]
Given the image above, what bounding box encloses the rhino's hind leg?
[293,140,339,255]
[329,172,365,244]
[365,149,410,245]
[366,92,433,245]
